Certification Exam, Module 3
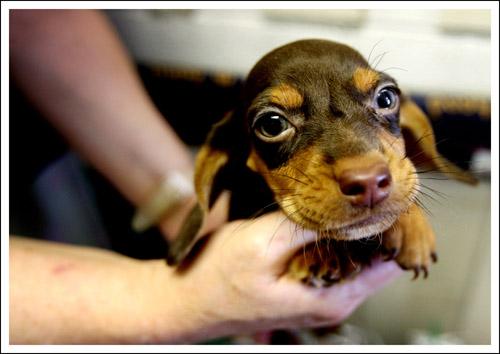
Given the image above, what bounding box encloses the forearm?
[9,236,218,344]
[9,214,403,344]
[9,10,193,208]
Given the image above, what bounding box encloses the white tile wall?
[108,9,491,98]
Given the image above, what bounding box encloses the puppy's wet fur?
[167,39,477,285]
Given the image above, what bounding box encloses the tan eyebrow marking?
[269,84,304,109]
[352,67,380,93]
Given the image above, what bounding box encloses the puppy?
[166,39,477,286]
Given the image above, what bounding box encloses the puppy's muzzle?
[337,162,392,209]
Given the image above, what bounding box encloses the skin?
[10,213,402,344]
[9,9,212,240]
[9,10,402,344]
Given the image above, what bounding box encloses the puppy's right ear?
[166,112,245,265]
[399,98,478,185]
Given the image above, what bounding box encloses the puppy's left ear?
[399,97,478,185]
[166,111,247,265]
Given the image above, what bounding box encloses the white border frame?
[1,1,498,353]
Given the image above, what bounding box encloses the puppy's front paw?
[383,204,437,278]
[287,240,363,288]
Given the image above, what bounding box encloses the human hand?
[163,211,403,342]
[9,207,400,344]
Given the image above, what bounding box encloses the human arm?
[9,9,206,238]
[10,212,402,344]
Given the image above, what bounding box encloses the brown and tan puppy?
[167,39,477,286]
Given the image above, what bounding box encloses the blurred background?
[10,8,492,344]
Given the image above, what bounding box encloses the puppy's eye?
[254,113,294,142]
[375,87,399,110]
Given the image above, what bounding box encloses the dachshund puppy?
[167,39,477,287]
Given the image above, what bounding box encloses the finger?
[313,259,403,315]
[340,259,403,297]
[271,258,402,326]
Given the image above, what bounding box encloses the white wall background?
[107,9,491,98]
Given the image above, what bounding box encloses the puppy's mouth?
[290,206,399,241]
[325,212,399,240]
[337,214,390,231]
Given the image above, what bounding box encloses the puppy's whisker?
[370,51,385,68]
[401,131,434,160]
[265,209,304,254]
[265,172,309,186]
[325,231,332,254]
[412,169,442,175]
[276,193,304,199]
[419,184,449,199]
[256,196,297,213]
[291,155,323,168]
[273,208,313,258]
[269,188,297,192]
[404,174,453,185]
[288,164,315,183]
[376,232,384,249]
[403,189,428,215]
[412,155,450,166]
[411,193,433,217]
[287,218,298,248]
[301,154,324,166]
[315,234,324,263]
[415,177,451,181]
[290,222,305,249]
[373,50,390,70]
[433,137,452,149]
[420,155,470,165]
[388,135,401,150]
[228,197,300,237]
[279,203,302,212]
[379,66,408,73]
[417,189,442,205]
[346,248,357,269]
[411,131,435,147]
[367,39,384,67]
[415,168,478,176]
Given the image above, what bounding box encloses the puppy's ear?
[399,98,478,185]
[166,112,245,265]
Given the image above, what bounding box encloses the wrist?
[136,259,224,344]
[132,170,195,237]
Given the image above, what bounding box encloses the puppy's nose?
[338,163,392,208]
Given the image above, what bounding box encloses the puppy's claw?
[383,247,397,261]
[301,273,340,288]
[321,270,340,283]
[308,264,320,276]
[386,204,437,280]
[422,266,428,279]
[412,268,420,280]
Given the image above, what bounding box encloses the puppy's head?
[167,39,477,264]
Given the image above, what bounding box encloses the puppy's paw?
[287,244,342,288]
[287,240,362,288]
[383,204,437,279]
